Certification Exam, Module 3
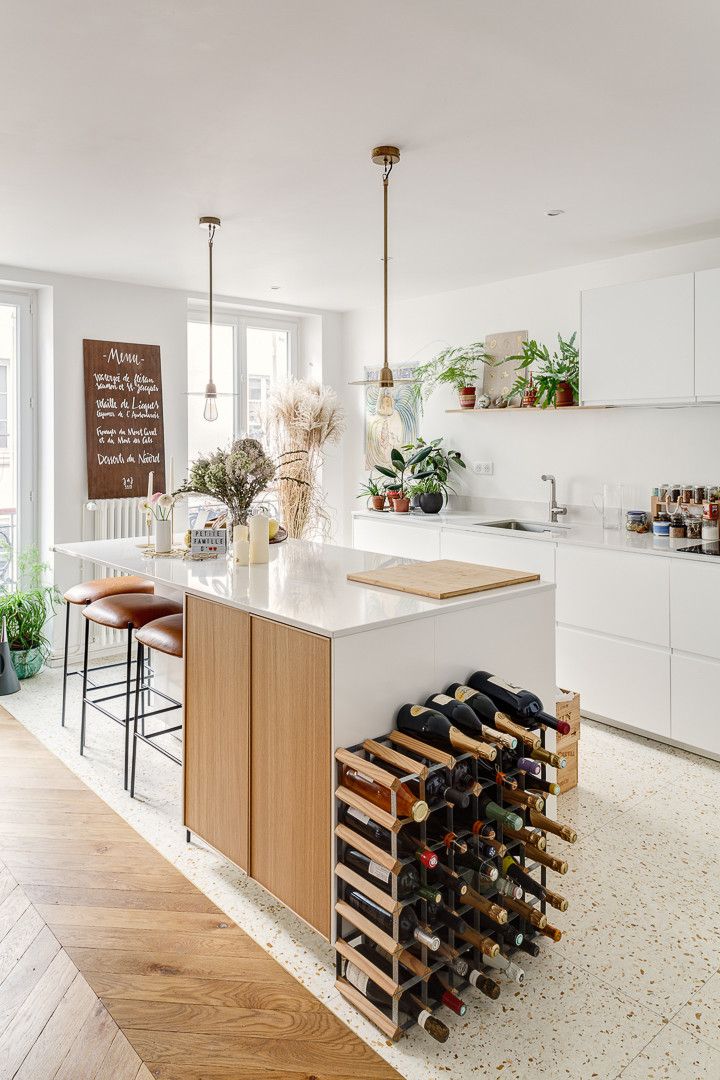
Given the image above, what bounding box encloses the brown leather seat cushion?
[83,593,182,631]
[64,575,154,605]
[136,613,183,658]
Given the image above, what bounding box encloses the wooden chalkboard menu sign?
[83,339,165,500]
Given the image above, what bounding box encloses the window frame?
[0,289,36,556]
[187,306,298,440]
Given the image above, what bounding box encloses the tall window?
[0,293,34,583]
[187,309,295,515]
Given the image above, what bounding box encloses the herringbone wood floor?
[0,709,401,1080]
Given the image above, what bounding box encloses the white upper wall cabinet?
[694,268,720,400]
[580,273,694,404]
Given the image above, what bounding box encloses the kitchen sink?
[475,519,572,534]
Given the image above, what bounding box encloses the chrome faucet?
[541,474,568,523]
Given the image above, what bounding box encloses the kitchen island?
[55,536,556,940]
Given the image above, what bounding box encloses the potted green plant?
[402,436,466,508]
[375,445,434,513]
[357,474,386,511]
[0,546,62,679]
[410,475,444,515]
[506,332,579,408]
[411,342,494,410]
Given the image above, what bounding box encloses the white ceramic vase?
[154,518,172,553]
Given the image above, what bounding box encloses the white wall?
[341,235,720,538]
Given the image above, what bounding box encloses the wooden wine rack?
[334,708,568,1041]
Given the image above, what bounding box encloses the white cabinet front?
[556,546,669,647]
[580,273,694,404]
[670,558,720,661]
[440,530,555,582]
[694,268,720,400]
[352,517,440,561]
[557,625,671,738]
[671,652,720,756]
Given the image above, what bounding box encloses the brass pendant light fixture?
[349,145,413,388]
[199,215,221,421]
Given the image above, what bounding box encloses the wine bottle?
[502,787,545,812]
[528,808,578,844]
[500,894,547,930]
[434,939,469,978]
[523,845,568,876]
[463,886,508,924]
[476,874,523,901]
[529,745,566,770]
[376,758,470,809]
[416,820,468,855]
[396,704,497,761]
[494,923,524,949]
[341,764,429,822]
[344,848,420,899]
[477,795,523,832]
[423,695,503,759]
[503,856,544,900]
[502,825,546,851]
[340,957,449,1042]
[516,757,542,777]
[467,967,501,999]
[518,936,541,957]
[453,848,499,882]
[466,671,571,734]
[426,970,467,1016]
[345,887,440,950]
[537,922,562,942]
[482,950,525,984]
[527,776,561,798]
[339,805,438,869]
[425,901,500,957]
[429,862,468,898]
[445,684,518,749]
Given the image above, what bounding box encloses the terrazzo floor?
[5,660,720,1080]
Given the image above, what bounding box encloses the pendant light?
[199,215,221,421]
[349,145,413,388]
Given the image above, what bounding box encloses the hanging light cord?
[382,156,394,369]
[207,222,217,386]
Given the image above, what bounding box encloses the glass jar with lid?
[626,510,649,534]
[669,513,686,538]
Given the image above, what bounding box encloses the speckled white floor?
[5,661,720,1080]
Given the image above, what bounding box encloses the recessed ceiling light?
[270,285,281,290]
[546,209,565,217]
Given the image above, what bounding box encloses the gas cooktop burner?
[677,541,720,556]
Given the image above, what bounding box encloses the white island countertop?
[55,536,554,639]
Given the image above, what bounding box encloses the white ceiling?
[2,1,719,311]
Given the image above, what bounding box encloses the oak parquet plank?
[54,997,119,1080]
[103,998,350,1039]
[6,865,197,894]
[0,906,44,985]
[148,1069,383,1080]
[0,926,60,1036]
[68,947,299,984]
[85,972,327,1012]
[92,1029,142,1080]
[0,886,29,944]
[51,925,262,958]
[0,948,76,1077]
[23,884,222,914]
[14,970,96,1080]
[36,903,236,937]
[0,869,16,908]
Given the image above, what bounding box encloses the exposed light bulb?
[203,381,218,422]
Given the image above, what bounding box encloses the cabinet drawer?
[557,625,670,738]
[440,530,555,582]
[556,546,669,646]
[670,559,720,660]
[352,517,440,561]
[671,652,720,756]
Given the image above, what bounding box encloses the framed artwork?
[364,365,420,469]
[482,330,528,404]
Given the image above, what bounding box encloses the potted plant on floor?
[506,332,579,408]
[0,546,62,679]
[357,474,386,511]
[376,445,434,513]
[411,342,494,410]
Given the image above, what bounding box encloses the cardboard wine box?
[556,691,580,794]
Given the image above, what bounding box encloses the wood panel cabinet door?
[580,273,694,404]
[184,595,250,872]
[250,616,331,938]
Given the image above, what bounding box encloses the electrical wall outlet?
[472,461,494,476]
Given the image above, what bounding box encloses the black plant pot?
[410,494,422,509]
[419,492,443,514]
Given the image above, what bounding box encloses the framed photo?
[364,365,420,469]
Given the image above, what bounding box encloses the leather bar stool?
[81,594,182,789]
[130,613,183,800]
[61,574,154,727]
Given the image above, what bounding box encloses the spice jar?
[669,513,686,538]
[694,485,706,504]
[708,484,720,501]
[681,485,693,505]
[685,515,702,541]
[626,510,649,534]
[702,518,719,542]
[669,485,682,504]
[652,513,671,537]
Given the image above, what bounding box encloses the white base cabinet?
[351,516,440,561]
[440,529,555,582]
[671,653,720,756]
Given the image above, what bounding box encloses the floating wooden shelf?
[445,405,610,413]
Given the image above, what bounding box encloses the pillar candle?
[147,471,153,501]
[169,457,174,495]
[233,538,250,565]
[249,514,269,564]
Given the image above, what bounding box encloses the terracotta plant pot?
[370,495,386,511]
[419,492,443,514]
[554,380,575,407]
[386,489,401,505]
[393,497,410,513]
[459,386,476,410]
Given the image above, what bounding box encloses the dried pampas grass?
[267,380,345,540]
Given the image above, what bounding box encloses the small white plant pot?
[154,518,172,553]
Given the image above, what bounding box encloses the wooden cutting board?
[347,559,540,599]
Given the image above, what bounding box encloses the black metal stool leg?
[61,602,71,727]
[79,616,90,755]
[130,641,143,799]
[186,830,191,844]
[123,623,133,790]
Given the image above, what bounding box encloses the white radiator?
[81,498,148,650]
